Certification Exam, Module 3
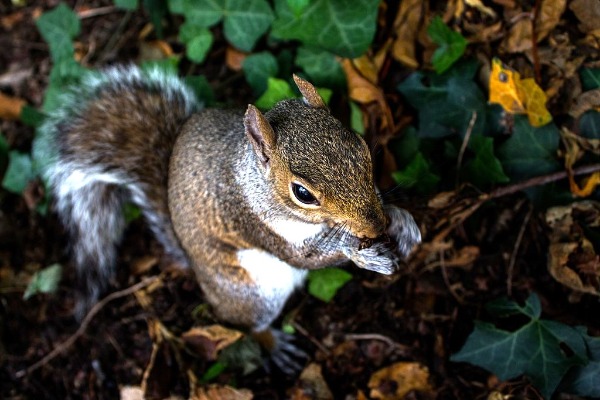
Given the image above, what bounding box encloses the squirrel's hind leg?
[50,163,128,318]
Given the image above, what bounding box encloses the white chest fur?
[237,248,307,303]
[267,218,325,246]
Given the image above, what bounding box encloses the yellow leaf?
[489,58,552,127]
[368,362,433,399]
[517,78,553,127]
[570,171,600,197]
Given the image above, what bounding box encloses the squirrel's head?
[243,75,386,241]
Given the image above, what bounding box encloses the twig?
[292,321,330,356]
[507,205,533,296]
[15,277,159,378]
[456,111,478,186]
[344,333,410,354]
[486,163,600,200]
[77,6,118,19]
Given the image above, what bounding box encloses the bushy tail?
[40,65,201,316]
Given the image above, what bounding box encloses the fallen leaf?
[536,0,566,41]
[368,362,433,399]
[489,58,552,126]
[503,18,532,53]
[465,0,497,18]
[181,325,243,360]
[569,89,600,118]
[569,0,600,32]
[546,201,600,296]
[289,363,334,400]
[391,0,424,69]
[192,385,253,400]
[0,92,26,121]
[130,256,158,275]
[226,46,247,71]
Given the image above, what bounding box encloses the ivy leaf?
[397,64,487,139]
[451,293,588,399]
[179,22,213,63]
[497,115,560,180]
[255,77,295,109]
[579,68,600,91]
[286,0,310,16]
[392,152,440,194]
[350,102,365,136]
[579,111,600,139]
[243,52,279,95]
[463,136,509,186]
[427,16,467,74]
[307,268,352,302]
[23,264,63,300]
[295,46,346,89]
[2,151,35,194]
[35,3,80,63]
[562,332,600,397]
[180,0,273,52]
[271,0,379,58]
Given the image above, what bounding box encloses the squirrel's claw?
[268,329,308,375]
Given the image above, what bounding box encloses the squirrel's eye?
[292,183,319,205]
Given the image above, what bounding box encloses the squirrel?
[41,65,421,367]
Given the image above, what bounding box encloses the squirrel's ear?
[293,74,327,109]
[244,104,276,169]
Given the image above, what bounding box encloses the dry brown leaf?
[368,362,433,400]
[130,256,158,275]
[181,325,243,360]
[391,0,424,69]
[226,47,247,71]
[546,201,600,296]
[1,10,26,30]
[0,92,26,121]
[536,0,566,41]
[192,385,253,400]
[465,0,497,18]
[504,18,532,53]
[289,363,334,400]
[138,40,174,62]
[569,88,600,118]
[569,0,600,32]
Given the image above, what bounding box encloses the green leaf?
[579,110,600,139]
[181,0,274,52]
[562,330,600,397]
[272,0,379,58]
[243,52,279,95]
[397,66,487,139]
[184,75,215,105]
[143,0,168,37]
[580,68,600,91]
[200,361,227,383]
[286,0,310,16]
[392,152,440,194]
[20,106,46,128]
[35,3,80,63]
[307,268,352,302]
[114,0,138,10]
[23,264,62,300]
[486,293,541,319]
[316,87,332,105]
[255,77,296,109]
[391,127,420,166]
[452,293,587,399]
[2,151,35,194]
[427,16,467,74]
[295,46,346,88]
[463,135,509,186]
[179,22,213,63]
[349,101,365,136]
[497,116,561,180]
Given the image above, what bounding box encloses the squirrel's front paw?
[385,205,421,259]
[346,242,399,275]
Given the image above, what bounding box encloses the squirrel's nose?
[355,207,386,240]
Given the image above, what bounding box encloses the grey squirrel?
[41,65,421,364]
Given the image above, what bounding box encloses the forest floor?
[1,1,599,399]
